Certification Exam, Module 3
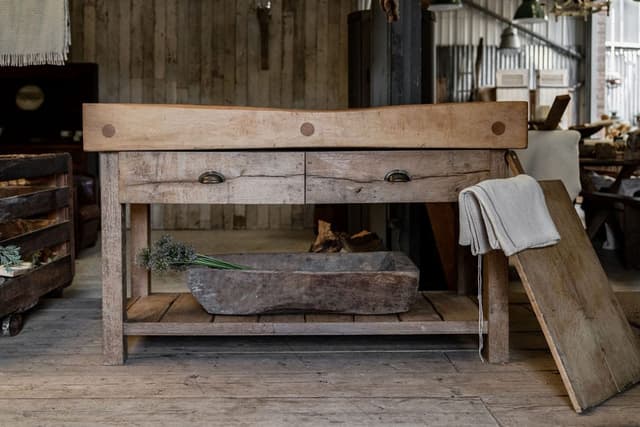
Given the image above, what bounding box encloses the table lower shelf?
[124,291,487,336]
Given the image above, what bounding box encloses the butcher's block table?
[83,102,528,365]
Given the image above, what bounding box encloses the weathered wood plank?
[0,154,70,181]
[258,314,305,323]
[118,152,305,204]
[164,0,177,103]
[354,314,399,323]
[214,315,258,323]
[82,103,528,152]
[0,187,70,223]
[129,204,151,297]
[235,0,248,106]
[124,318,485,336]
[399,294,442,322]
[222,0,236,105]
[306,150,492,204]
[0,256,73,318]
[483,250,509,364]
[161,294,212,323]
[0,221,71,257]
[305,314,354,323]
[512,181,640,412]
[116,0,131,102]
[141,0,154,103]
[616,292,640,330]
[100,153,127,365]
[127,293,179,323]
[0,397,501,426]
[426,293,478,322]
[129,0,143,102]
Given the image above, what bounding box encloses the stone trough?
[187,251,419,315]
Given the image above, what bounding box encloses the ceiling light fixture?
[513,0,548,24]
[499,26,522,55]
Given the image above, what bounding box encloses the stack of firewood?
[310,220,385,253]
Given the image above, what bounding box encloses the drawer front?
[119,152,305,204]
[306,150,494,203]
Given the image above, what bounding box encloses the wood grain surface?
[306,150,493,203]
[512,180,640,413]
[83,102,527,152]
[118,151,305,204]
[70,0,355,230]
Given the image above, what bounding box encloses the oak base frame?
[99,150,510,365]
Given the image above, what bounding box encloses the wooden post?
[483,250,509,363]
[100,153,127,365]
[130,204,151,297]
[483,150,510,363]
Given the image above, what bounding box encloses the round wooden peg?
[491,121,506,136]
[102,124,116,138]
[300,122,315,137]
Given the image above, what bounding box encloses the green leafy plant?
[0,245,22,270]
[137,235,247,274]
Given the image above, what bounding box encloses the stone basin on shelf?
[186,251,419,315]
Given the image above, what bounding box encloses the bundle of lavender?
[137,235,247,273]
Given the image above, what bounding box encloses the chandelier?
[552,1,611,20]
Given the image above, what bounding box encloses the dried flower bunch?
[137,235,246,273]
[0,245,21,269]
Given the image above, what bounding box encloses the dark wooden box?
[187,252,419,315]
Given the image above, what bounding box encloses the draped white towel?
[458,174,560,257]
[0,0,70,66]
[458,174,561,362]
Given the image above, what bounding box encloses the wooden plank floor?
[1,230,640,426]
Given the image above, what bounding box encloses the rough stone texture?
[187,252,419,315]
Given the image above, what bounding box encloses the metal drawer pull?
[198,171,225,184]
[384,170,411,183]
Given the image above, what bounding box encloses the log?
[187,252,419,315]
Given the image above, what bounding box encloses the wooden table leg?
[100,153,127,365]
[483,250,509,363]
[130,204,151,297]
[456,245,474,295]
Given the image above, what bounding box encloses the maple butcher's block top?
[82,102,528,152]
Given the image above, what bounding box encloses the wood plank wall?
[69,0,356,230]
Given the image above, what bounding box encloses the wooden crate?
[0,154,75,336]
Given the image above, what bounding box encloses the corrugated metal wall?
[605,0,640,123]
[434,0,583,47]
[606,47,640,123]
[607,0,640,44]
[433,0,584,120]
[437,44,580,102]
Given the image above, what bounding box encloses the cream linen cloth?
[515,130,581,201]
[458,174,560,256]
[0,0,70,66]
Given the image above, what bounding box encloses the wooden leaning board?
[512,181,640,413]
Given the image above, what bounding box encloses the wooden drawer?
[305,150,494,203]
[118,152,305,204]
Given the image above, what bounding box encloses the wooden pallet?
[125,291,486,336]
